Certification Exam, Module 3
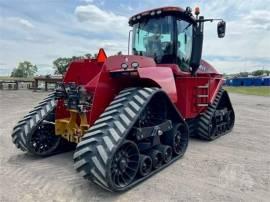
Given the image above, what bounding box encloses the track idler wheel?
[148,149,163,169]
[154,145,172,164]
[138,155,152,177]
[110,140,140,189]
[163,123,188,157]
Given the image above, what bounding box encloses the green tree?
[53,57,71,75]
[53,53,97,74]
[84,53,92,59]
[252,70,264,76]
[11,61,37,77]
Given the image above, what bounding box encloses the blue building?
[225,76,270,86]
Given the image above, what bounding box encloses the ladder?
[196,84,209,107]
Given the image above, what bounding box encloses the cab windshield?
[132,16,174,64]
[132,16,193,71]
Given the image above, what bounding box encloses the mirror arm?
[196,18,224,23]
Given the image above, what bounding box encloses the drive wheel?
[28,123,61,156]
[109,140,140,189]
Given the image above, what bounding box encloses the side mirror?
[217,21,226,38]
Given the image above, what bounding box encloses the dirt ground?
[0,90,269,202]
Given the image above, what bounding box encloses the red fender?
[137,67,177,103]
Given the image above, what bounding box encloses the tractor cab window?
[132,16,174,64]
[177,20,193,71]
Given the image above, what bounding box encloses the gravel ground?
[0,90,269,202]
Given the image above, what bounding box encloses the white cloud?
[17,18,34,29]
[0,3,130,75]
[0,20,128,75]
[197,1,270,73]
[244,10,270,30]
[5,17,34,29]
[0,0,269,75]
[209,58,269,74]
[74,4,129,35]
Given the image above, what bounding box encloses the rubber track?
[196,88,232,140]
[11,93,56,152]
[73,87,172,191]
[186,119,197,137]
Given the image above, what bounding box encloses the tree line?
[224,70,270,78]
[52,53,94,75]
[10,52,268,78]
[10,51,123,77]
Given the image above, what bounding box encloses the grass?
[224,86,270,97]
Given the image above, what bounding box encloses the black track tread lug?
[196,88,235,140]
[73,88,147,190]
[186,119,197,137]
[198,121,209,131]
[11,94,57,153]
[74,87,186,192]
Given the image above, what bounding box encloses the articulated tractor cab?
[11,6,234,192]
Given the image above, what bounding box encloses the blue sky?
[0,0,269,75]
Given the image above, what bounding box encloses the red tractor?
[11,6,235,191]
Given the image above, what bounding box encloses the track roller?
[138,155,152,177]
[148,149,163,169]
[154,145,172,163]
